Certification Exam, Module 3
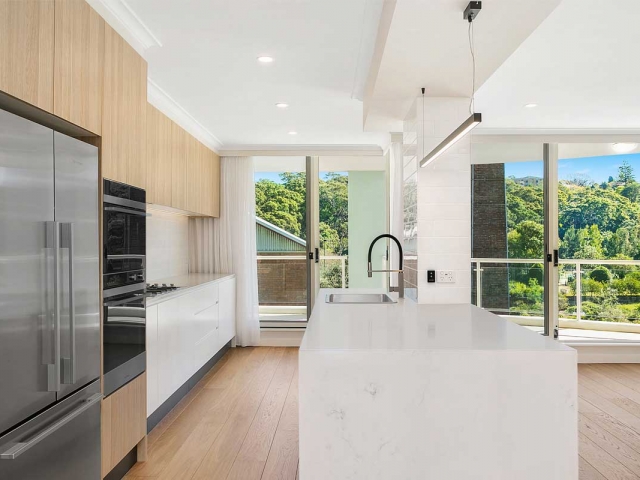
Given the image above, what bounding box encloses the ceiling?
[363,0,563,132]
[122,0,388,149]
[474,0,640,133]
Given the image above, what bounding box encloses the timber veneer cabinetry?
[102,23,147,188]
[147,105,220,216]
[101,373,147,478]
[145,104,173,205]
[1,0,220,216]
[54,0,105,134]
[0,0,54,111]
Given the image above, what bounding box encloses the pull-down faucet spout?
[367,234,404,299]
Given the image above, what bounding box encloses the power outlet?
[437,270,455,283]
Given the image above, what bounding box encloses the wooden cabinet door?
[170,122,187,210]
[101,373,146,477]
[102,24,147,186]
[211,151,221,217]
[201,145,213,216]
[0,0,54,111]
[53,0,104,134]
[185,135,201,214]
[146,104,172,205]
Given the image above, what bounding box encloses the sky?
[255,172,347,183]
[505,153,640,183]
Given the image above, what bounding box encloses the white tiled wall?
[146,206,189,281]
[406,97,472,304]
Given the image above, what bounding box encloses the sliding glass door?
[471,142,547,326]
[472,139,640,341]
[254,155,389,326]
[254,157,309,326]
[557,143,640,340]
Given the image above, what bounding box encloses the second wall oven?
[103,179,147,397]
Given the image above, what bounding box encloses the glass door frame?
[543,143,560,338]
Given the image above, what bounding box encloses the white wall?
[407,97,472,304]
[146,206,190,281]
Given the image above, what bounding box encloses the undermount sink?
[325,293,397,304]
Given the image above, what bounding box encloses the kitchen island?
[299,289,577,480]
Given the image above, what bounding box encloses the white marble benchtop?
[301,288,573,352]
[145,273,235,307]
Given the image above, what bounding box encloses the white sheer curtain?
[189,156,260,346]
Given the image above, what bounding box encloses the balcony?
[472,258,640,339]
[257,254,347,324]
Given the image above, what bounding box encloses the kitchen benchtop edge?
[145,273,235,307]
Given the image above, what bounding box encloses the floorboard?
[125,352,640,480]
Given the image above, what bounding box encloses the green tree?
[319,173,349,255]
[255,179,304,237]
[621,181,640,202]
[507,220,544,258]
[618,160,635,184]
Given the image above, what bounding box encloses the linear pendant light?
[420,1,483,169]
[420,113,481,168]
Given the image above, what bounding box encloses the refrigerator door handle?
[61,223,76,385]
[0,393,102,460]
[46,221,61,392]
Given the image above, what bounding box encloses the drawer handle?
[0,393,102,460]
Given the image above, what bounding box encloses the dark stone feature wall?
[471,164,510,312]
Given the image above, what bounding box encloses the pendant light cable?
[422,87,425,159]
[468,19,476,115]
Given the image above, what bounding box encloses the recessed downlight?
[612,143,639,154]
[524,103,538,108]
[275,103,289,109]
[257,56,274,63]
[288,131,298,135]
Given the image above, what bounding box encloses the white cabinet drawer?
[146,305,159,415]
[147,277,235,416]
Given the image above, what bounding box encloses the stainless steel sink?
[325,293,397,304]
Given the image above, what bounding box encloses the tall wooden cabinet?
[53,0,104,134]
[146,104,173,205]
[170,121,188,210]
[0,0,54,111]
[102,23,147,188]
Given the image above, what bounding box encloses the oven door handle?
[104,294,146,307]
[104,206,150,217]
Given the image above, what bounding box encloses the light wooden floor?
[124,348,640,480]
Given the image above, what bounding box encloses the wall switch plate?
[427,270,436,283]
[437,270,455,283]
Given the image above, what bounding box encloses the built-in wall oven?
[103,180,147,397]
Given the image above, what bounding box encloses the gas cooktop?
[146,283,181,296]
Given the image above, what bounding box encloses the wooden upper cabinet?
[185,135,202,214]
[0,0,54,111]
[102,23,147,188]
[170,122,187,211]
[53,0,104,134]
[210,151,221,217]
[146,104,172,206]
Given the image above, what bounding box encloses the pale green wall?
[348,171,387,288]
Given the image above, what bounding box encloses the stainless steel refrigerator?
[0,108,101,479]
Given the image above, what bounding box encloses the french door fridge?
[0,108,101,479]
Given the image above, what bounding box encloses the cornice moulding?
[147,79,223,153]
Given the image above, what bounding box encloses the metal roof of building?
[256,216,306,252]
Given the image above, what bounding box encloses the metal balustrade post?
[341,258,346,288]
[476,260,482,308]
[575,262,582,322]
